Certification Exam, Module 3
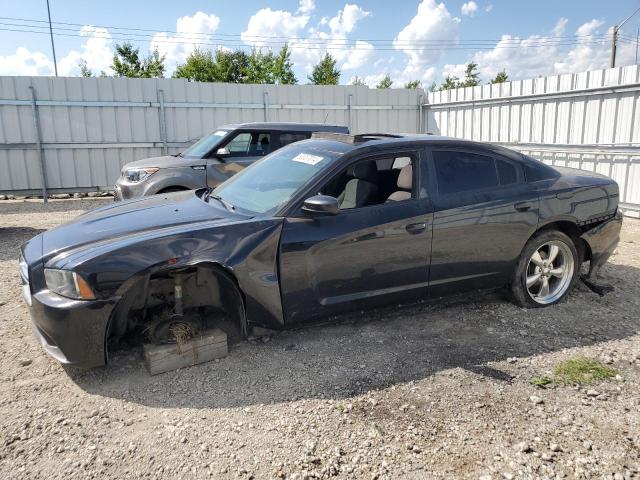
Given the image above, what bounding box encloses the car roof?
[217,122,349,133]
[307,132,530,162]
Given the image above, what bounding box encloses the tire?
[511,230,579,308]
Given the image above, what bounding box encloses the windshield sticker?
[292,153,324,166]
[213,130,227,137]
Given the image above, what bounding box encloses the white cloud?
[485,4,493,12]
[151,12,221,73]
[58,26,114,76]
[393,0,460,84]
[297,0,315,15]
[461,1,478,16]
[0,47,54,76]
[0,25,113,77]
[445,18,636,83]
[241,3,372,77]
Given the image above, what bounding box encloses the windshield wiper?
[205,190,235,211]
[173,152,183,157]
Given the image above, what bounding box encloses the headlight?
[123,167,159,183]
[44,269,95,300]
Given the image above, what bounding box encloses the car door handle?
[514,202,532,212]
[405,223,427,234]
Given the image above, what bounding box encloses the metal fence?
[0,76,424,195]
[424,64,640,217]
[2,67,640,216]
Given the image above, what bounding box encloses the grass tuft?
[553,356,616,385]
[530,375,553,388]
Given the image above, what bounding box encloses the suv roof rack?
[310,132,405,144]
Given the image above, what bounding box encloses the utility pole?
[46,0,58,76]
[610,6,640,68]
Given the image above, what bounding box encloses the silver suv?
[114,122,349,201]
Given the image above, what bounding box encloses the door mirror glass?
[216,147,230,156]
[302,195,340,215]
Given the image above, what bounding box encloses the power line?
[0,26,618,53]
[0,15,618,47]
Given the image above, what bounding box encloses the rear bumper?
[580,210,623,287]
[27,289,115,368]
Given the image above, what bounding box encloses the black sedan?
[20,133,622,368]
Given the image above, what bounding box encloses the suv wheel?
[511,230,579,308]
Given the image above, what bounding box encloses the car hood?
[122,155,206,170]
[40,190,247,261]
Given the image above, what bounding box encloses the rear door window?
[496,158,518,185]
[279,132,311,147]
[433,150,498,195]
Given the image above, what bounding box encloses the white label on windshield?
[292,153,324,166]
[214,130,227,136]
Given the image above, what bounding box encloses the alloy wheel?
[525,240,575,305]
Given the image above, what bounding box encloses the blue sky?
[1,0,639,86]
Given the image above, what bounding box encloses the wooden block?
[143,328,227,376]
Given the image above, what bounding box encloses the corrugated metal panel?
[0,77,422,193]
[425,65,640,216]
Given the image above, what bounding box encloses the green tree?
[376,74,393,89]
[439,75,459,91]
[272,45,297,84]
[490,70,509,84]
[461,62,480,87]
[308,53,340,85]
[213,49,250,83]
[404,79,421,89]
[350,76,367,86]
[79,59,93,77]
[246,48,275,84]
[112,43,165,78]
[173,48,217,82]
[428,81,437,92]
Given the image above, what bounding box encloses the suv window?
[279,132,310,147]
[433,150,498,195]
[225,131,272,156]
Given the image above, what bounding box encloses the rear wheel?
[511,230,579,308]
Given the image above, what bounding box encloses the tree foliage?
[308,53,340,85]
[112,43,165,78]
[461,62,480,87]
[376,74,393,89]
[404,79,421,89]
[439,75,459,91]
[173,45,296,84]
[490,70,509,84]
[350,76,367,86]
[79,59,93,77]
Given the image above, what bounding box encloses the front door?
[206,130,274,186]
[278,150,433,324]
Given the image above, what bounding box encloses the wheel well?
[106,263,246,361]
[533,221,591,262]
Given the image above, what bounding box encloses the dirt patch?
[1,198,639,479]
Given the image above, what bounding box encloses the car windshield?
[181,130,228,159]
[211,141,342,215]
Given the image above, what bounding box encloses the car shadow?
[0,227,46,261]
[67,259,640,410]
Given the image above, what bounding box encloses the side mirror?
[302,195,340,215]
[216,147,230,156]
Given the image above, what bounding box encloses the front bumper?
[26,288,115,368]
[114,178,150,202]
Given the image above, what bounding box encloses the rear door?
[206,129,274,186]
[426,147,539,297]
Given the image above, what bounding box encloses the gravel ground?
[0,198,639,480]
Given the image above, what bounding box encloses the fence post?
[28,86,48,203]
[347,93,353,132]
[417,94,423,134]
[263,91,269,122]
[157,89,168,155]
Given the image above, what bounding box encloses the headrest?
[397,164,412,190]
[348,162,377,181]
